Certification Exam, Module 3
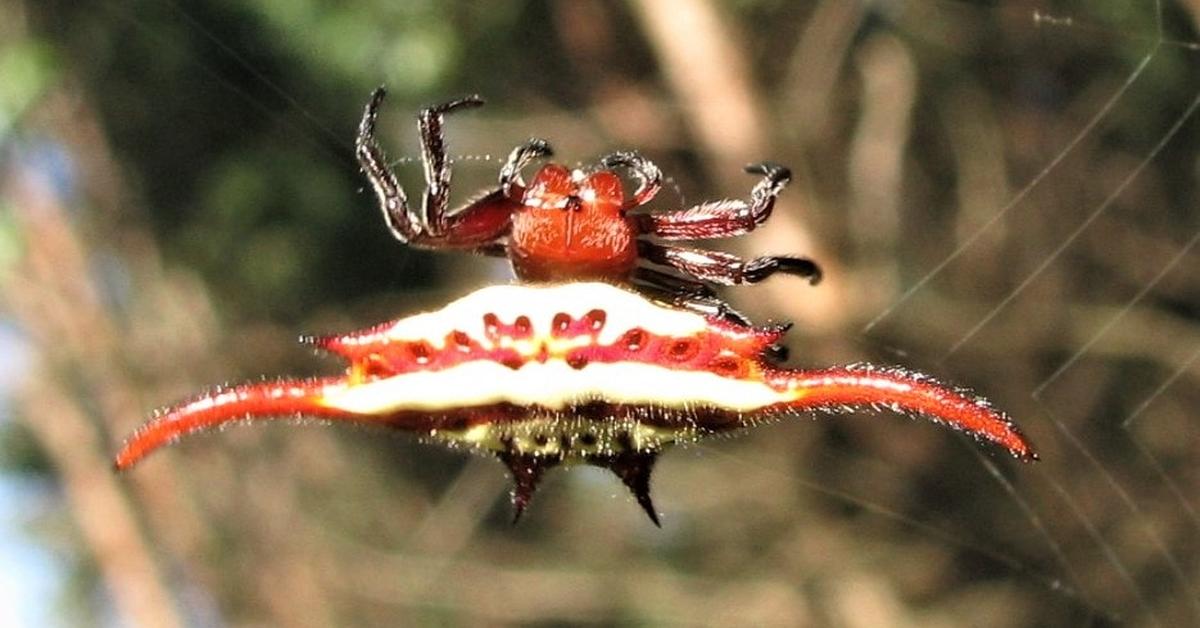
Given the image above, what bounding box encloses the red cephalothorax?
[114,89,1036,524]
[510,165,638,281]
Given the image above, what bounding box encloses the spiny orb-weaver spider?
[115,88,1036,525]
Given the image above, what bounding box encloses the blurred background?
[2,0,1199,626]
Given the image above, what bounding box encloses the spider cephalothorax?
[115,283,1034,524]
[355,88,820,328]
[114,90,1036,525]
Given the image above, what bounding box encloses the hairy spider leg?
[416,94,485,234]
[632,265,719,299]
[356,88,420,238]
[621,160,821,289]
[594,156,815,347]
[500,138,555,198]
[635,162,795,240]
[355,88,517,249]
[599,151,663,209]
[639,240,822,286]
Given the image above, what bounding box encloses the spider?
[355,87,821,333]
[114,90,1036,525]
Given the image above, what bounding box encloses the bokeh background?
[2,1,1199,626]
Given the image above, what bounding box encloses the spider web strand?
[863,32,1163,336]
[1031,227,1200,397]
[1050,415,1200,619]
[1123,339,1200,429]
[1128,434,1200,533]
[942,82,1200,360]
[1044,476,1161,627]
[702,443,1105,617]
[962,441,1103,619]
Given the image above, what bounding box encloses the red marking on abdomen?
[316,313,773,383]
[773,365,1036,460]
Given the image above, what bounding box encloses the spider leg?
[471,242,510,259]
[500,139,554,198]
[632,266,717,300]
[631,277,734,323]
[600,151,663,209]
[357,88,516,249]
[418,94,486,235]
[357,87,421,242]
[635,162,791,240]
[632,268,790,361]
[640,240,822,286]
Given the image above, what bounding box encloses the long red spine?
[113,378,353,471]
[775,365,1036,460]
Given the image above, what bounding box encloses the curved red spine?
[773,365,1036,460]
[113,378,358,470]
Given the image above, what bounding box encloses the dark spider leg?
[640,240,822,286]
[456,242,509,265]
[500,139,554,199]
[635,162,792,240]
[357,88,514,249]
[357,87,486,238]
[632,267,790,361]
[357,87,421,242]
[417,94,486,235]
[632,266,718,300]
[632,278,732,320]
[634,266,762,327]
[600,151,662,209]
[472,242,509,258]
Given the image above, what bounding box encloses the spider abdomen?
[116,282,1035,523]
